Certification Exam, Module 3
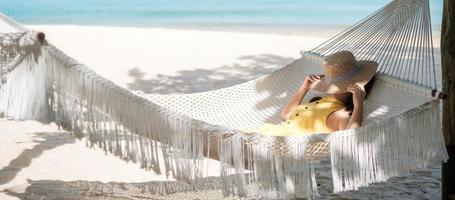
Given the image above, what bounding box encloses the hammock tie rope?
[0,0,449,199]
[311,0,438,90]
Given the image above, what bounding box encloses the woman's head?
[310,50,378,94]
[309,75,376,111]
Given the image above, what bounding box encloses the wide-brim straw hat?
[311,50,378,94]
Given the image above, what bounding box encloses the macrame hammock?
[0,0,449,199]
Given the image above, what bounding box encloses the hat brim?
[310,60,378,94]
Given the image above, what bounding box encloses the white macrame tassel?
[219,134,320,200]
[329,100,448,193]
[0,34,52,122]
[0,39,209,188]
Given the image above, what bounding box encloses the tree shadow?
[0,132,76,187]
[3,164,441,200]
[312,160,441,199]
[127,54,294,94]
[9,177,234,200]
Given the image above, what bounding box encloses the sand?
[0,25,442,199]
[27,25,328,90]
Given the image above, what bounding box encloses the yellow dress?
[259,96,346,136]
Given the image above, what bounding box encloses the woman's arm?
[346,102,363,129]
[280,75,322,120]
[345,83,366,129]
[280,87,309,120]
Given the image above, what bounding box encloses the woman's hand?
[301,74,323,90]
[347,83,366,107]
[342,83,366,130]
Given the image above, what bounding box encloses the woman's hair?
[309,76,376,111]
[345,76,376,111]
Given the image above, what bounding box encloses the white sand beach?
[0,25,442,199]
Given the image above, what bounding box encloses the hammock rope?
[311,0,437,89]
[0,0,448,199]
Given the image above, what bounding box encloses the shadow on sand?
[127,54,294,94]
[5,163,440,200]
[0,132,76,186]
[0,131,76,199]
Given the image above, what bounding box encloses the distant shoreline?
[25,22,442,40]
[24,23,351,37]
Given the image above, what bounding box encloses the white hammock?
[0,0,448,199]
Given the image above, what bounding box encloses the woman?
[259,50,378,136]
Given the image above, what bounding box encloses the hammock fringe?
[328,100,448,192]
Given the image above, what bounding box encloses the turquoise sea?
[0,0,443,29]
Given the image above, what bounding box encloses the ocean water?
[0,0,443,29]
